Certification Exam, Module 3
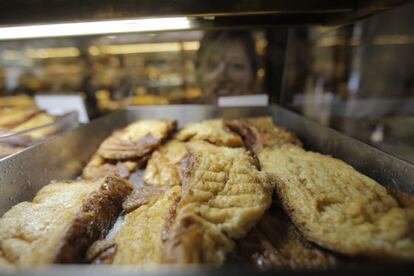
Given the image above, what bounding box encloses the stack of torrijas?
[1,116,414,270]
[226,117,414,265]
[88,119,273,265]
[82,119,177,180]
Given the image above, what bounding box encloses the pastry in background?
[0,108,41,130]
[12,113,56,139]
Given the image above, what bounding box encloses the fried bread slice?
[87,185,181,265]
[175,119,243,147]
[143,140,187,187]
[225,117,302,152]
[11,113,56,139]
[161,141,273,265]
[228,117,414,259]
[0,108,41,129]
[227,117,338,267]
[98,119,177,160]
[261,144,414,259]
[0,176,132,267]
[82,154,139,180]
[234,209,337,269]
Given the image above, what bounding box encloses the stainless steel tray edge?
[270,106,414,193]
[127,105,414,193]
[1,105,413,217]
[0,110,128,215]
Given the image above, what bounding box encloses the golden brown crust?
[86,240,117,264]
[234,209,338,269]
[98,120,177,160]
[262,144,414,259]
[82,154,139,180]
[11,113,56,139]
[0,176,132,267]
[175,119,244,147]
[89,186,181,265]
[0,108,42,129]
[387,188,414,209]
[225,117,302,153]
[161,141,273,265]
[122,185,167,213]
[143,140,188,187]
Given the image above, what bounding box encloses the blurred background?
[0,1,413,162]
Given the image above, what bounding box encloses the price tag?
[34,94,89,123]
[218,94,268,107]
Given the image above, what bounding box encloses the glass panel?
[281,2,414,163]
[0,30,270,117]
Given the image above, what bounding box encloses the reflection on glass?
[282,2,414,163]
[196,31,259,103]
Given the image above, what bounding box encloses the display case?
[0,0,413,274]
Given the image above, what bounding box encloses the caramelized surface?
[162,141,272,264]
[82,154,139,180]
[235,209,337,269]
[260,144,414,258]
[0,176,132,267]
[143,140,187,187]
[89,186,181,265]
[176,119,243,147]
[98,119,176,160]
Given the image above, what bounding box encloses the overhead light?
[89,41,199,55]
[0,17,191,40]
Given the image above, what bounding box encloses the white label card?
[218,94,269,107]
[34,94,89,123]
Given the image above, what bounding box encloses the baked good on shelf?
[0,108,41,129]
[0,176,132,267]
[98,119,177,160]
[11,113,56,139]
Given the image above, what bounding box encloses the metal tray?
[1,105,414,275]
[0,111,79,160]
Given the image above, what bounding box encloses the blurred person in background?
[196,30,259,103]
